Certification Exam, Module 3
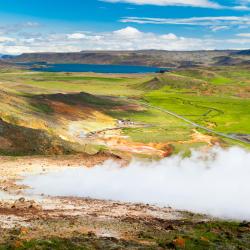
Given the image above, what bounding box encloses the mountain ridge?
[4,49,250,68]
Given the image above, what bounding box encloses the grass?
[0,65,249,155]
[176,66,250,86]
[0,71,148,96]
[0,235,149,250]
[155,221,250,249]
[30,102,54,114]
[140,73,206,90]
[1,220,250,249]
[144,88,250,134]
[0,66,249,249]
[142,65,250,138]
[210,76,233,85]
[108,107,192,144]
[0,70,197,152]
[28,75,126,82]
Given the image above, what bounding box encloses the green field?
[0,65,249,156]
[144,88,250,133]
[0,71,147,96]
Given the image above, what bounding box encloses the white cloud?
[113,26,142,38]
[0,22,41,36]
[121,16,250,27]
[24,22,40,28]
[101,0,250,9]
[0,26,250,54]
[161,33,177,39]
[238,0,250,6]
[121,16,250,33]
[101,0,222,8]
[210,26,230,32]
[0,36,16,43]
[237,33,250,37]
[67,33,87,40]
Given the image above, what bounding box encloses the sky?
[0,0,249,54]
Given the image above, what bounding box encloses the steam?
[22,147,250,220]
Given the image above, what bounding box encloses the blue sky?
[0,0,249,54]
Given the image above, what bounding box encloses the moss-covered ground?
[1,220,250,249]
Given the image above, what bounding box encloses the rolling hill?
[5,49,250,68]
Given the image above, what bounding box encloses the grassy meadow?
[0,65,249,156]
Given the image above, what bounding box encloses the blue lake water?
[18,62,168,74]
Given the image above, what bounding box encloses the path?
[126,98,250,145]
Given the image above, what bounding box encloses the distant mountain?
[0,54,16,59]
[235,49,250,55]
[3,50,250,68]
[213,56,245,66]
[0,55,18,68]
[0,60,13,68]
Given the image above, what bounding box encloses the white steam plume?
[22,147,250,220]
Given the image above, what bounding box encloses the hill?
[235,49,250,55]
[5,49,250,68]
[0,64,249,158]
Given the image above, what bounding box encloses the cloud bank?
[23,147,250,221]
[121,16,250,33]
[121,16,250,26]
[101,0,250,9]
[102,0,221,9]
[0,26,250,54]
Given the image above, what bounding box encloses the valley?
[0,62,249,249]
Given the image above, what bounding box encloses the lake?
[17,62,168,74]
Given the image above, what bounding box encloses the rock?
[18,197,25,203]
[87,231,96,237]
[11,198,42,210]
